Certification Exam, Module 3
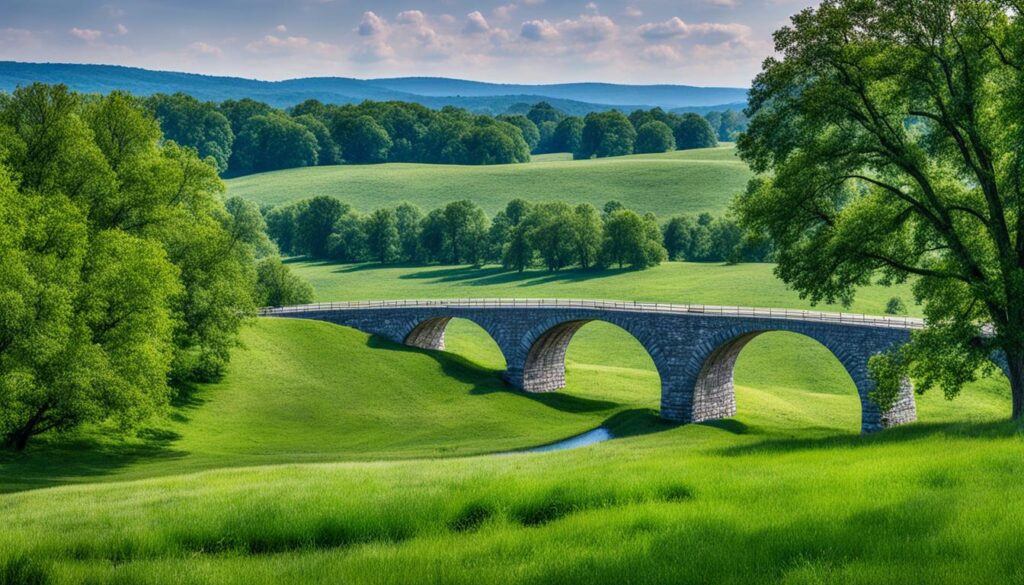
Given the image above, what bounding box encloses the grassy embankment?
[225,146,751,216]
[0,262,1016,584]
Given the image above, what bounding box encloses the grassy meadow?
[1,258,1018,584]
[225,145,751,215]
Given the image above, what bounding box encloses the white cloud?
[463,11,491,35]
[186,41,223,57]
[70,27,103,42]
[522,0,545,4]
[521,19,559,41]
[396,10,426,25]
[636,17,750,44]
[708,0,738,6]
[246,34,315,53]
[625,6,643,17]
[585,2,600,14]
[114,24,128,35]
[357,11,387,37]
[494,4,518,20]
[640,44,681,63]
[351,39,394,62]
[275,24,288,32]
[559,14,616,43]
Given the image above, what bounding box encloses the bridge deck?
[258,298,925,330]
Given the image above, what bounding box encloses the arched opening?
[704,331,864,432]
[404,317,506,371]
[522,319,661,410]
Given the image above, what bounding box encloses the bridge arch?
[402,315,509,369]
[514,316,667,393]
[686,325,916,433]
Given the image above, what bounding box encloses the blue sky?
[0,0,816,86]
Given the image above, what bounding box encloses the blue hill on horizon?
[0,61,748,115]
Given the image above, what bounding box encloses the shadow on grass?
[364,335,619,414]
[713,418,1023,458]
[0,381,208,494]
[394,264,638,288]
[0,431,189,494]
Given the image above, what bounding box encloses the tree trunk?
[1009,351,1024,420]
[5,428,32,452]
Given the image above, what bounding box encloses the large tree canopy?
[736,0,1024,417]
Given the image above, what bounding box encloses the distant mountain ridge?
[0,62,748,115]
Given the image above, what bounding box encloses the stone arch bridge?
[260,299,928,433]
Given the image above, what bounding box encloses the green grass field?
[1,260,1017,584]
[225,146,751,216]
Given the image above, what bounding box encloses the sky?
[0,0,817,87]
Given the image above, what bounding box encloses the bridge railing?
[258,298,927,330]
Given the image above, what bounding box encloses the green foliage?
[294,196,346,258]
[498,114,541,152]
[573,203,603,269]
[229,114,319,175]
[443,200,490,265]
[0,84,261,448]
[327,210,367,263]
[394,202,424,262]
[552,116,585,154]
[736,0,1024,417]
[147,93,233,173]
[363,208,400,264]
[576,111,637,159]
[526,202,578,271]
[344,116,392,164]
[255,257,314,308]
[634,121,676,154]
[674,113,718,150]
[885,297,908,316]
[600,209,666,269]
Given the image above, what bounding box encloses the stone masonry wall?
[270,306,920,433]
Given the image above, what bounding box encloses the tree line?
[144,92,745,177]
[0,84,312,451]
[265,197,771,272]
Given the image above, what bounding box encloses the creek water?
[519,427,614,453]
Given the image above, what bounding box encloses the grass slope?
[0,262,1015,584]
[226,146,751,216]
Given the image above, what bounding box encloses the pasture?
[225,146,751,216]
[1,261,1017,584]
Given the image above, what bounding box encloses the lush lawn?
[288,259,921,317]
[225,145,752,216]
[1,261,1016,584]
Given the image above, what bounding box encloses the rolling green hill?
[0,259,1016,583]
[226,145,751,215]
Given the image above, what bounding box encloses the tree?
[663,215,697,261]
[635,121,676,154]
[527,101,564,127]
[294,196,347,258]
[573,203,603,269]
[224,196,276,257]
[498,114,541,152]
[345,115,392,164]
[363,208,400,264]
[576,111,637,159]
[462,122,531,164]
[600,209,666,269]
[327,210,367,262]
[0,84,259,448]
[293,113,342,165]
[552,116,584,154]
[488,210,513,264]
[265,201,306,256]
[255,257,314,308]
[395,202,424,262]
[709,217,743,264]
[503,224,534,272]
[418,208,448,263]
[443,200,489,265]
[147,93,234,173]
[735,0,1024,417]
[527,202,578,271]
[229,114,319,175]
[674,113,718,150]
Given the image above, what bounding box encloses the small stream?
[518,427,614,453]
